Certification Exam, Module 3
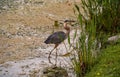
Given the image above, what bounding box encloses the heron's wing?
[44,31,66,44]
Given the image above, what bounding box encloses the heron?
[44,20,71,64]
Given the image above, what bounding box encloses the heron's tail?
[44,39,50,44]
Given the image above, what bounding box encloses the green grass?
[85,44,120,77]
[72,0,120,76]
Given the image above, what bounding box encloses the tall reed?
[69,0,120,77]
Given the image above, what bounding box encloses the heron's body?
[44,31,67,44]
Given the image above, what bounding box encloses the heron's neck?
[66,30,70,36]
[64,23,70,36]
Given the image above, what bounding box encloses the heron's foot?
[59,52,71,57]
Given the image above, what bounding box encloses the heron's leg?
[48,48,55,64]
[55,48,58,65]
[63,41,67,51]
[61,41,72,56]
[48,44,59,64]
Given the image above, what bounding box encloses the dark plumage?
[44,31,67,44]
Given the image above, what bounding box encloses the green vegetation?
[68,0,120,77]
[85,43,120,77]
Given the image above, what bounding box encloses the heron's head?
[63,21,70,31]
[63,19,75,31]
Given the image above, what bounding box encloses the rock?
[104,35,120,47]
[41,66,68,77]
[107,35,120,42]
